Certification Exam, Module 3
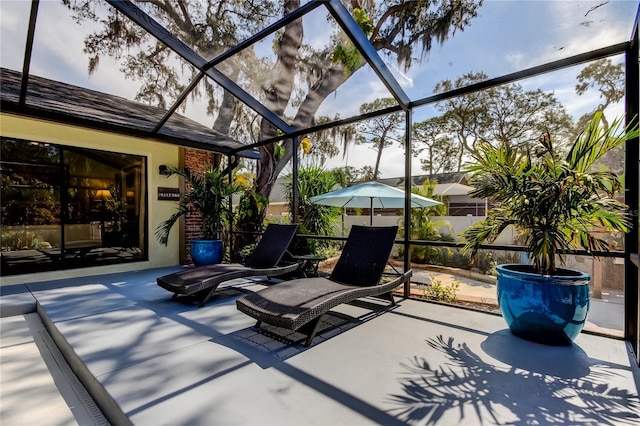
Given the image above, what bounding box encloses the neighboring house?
[265,178,290,218]
[265,172,494,241]
[377,172,486,216]
[267,172,486,218]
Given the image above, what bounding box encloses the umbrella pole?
[370,197,373,226]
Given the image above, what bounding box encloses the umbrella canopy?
[310,181,442,225]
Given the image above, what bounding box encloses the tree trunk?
[252,0,478,211]
[255,12,357,204]
[212,67,240,169]
[256,66,351,202]
[374,130,389,180]
[255,0,303,198]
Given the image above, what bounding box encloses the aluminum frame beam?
[237,42,629,153]
[19,0,39,105]
[203,1,324,70]
[325,0,411,110]
[411,43,628,109]
[152,72,205,134]
[159,1,325,135]
[106,0,295,135]
[624,13,640,364]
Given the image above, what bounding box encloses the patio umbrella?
[310,181,441,225]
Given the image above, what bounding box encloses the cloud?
[1,0,211,130]
[322,140,423,180]
[316,65,397,118]
[25,1,142,100]
[3,0,634,178]
[505,1,634,71]
[0,1,30,71]
[519,52,626,121]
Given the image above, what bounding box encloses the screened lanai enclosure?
[1,0,639,362]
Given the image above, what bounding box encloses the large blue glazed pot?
[189,239,223,266]
[496,264,590,346]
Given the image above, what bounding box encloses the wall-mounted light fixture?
[159,165,168,175]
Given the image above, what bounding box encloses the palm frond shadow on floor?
[387,332,640,425]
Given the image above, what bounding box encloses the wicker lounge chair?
[157,224,299,307]
[236,225,412,346]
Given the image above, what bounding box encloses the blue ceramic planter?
[189,239,223,266]
[496,264,590,345]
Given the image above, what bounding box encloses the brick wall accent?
[182,148,215,264]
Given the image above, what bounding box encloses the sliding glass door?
[1,137,147,276]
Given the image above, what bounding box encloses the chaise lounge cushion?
[236,275,410,332]
[236,225,412,345]
[157,224,299,307]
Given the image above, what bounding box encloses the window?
[0,137,146,275]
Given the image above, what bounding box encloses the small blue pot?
[189,239,223,266]
[496,264,590,345]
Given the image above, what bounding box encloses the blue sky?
[322,0,638,177]
[1,0,638,178]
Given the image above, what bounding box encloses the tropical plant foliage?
[398,180,453,263]
[462,112,639,274]
[0,229,46,250]
[574,59,626,174]
[155,166,241,245]
[228,187,269,261]
[283,164,341,254]
[419,275,460,303]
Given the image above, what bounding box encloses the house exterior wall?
[0,113,182,285]
[266,203,289,217]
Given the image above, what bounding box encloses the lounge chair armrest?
[381,269,412,289]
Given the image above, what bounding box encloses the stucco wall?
[0,113,183,285]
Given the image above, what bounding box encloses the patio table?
[290,254,326,277]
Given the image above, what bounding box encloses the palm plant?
[229,187,269,261]
[155,166,241,246]
[283,164,341,254]
[462,112,638,274]
[398,180,452,263]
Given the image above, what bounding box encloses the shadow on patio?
[3,267,640,425]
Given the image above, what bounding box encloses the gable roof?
[0,68,259,158]
[376,172,468,188]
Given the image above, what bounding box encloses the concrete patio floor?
[1,266,640,425]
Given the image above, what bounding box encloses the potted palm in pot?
[156,166,241,266]
[462,112,639,345]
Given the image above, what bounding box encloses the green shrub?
[418,275,460,303]
[228,188,269,261]
[398,179,454,264]
[314,242,341,259]
[283,164,341,255]
[1,229,45,250]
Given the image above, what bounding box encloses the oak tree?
[67,0,483,224]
